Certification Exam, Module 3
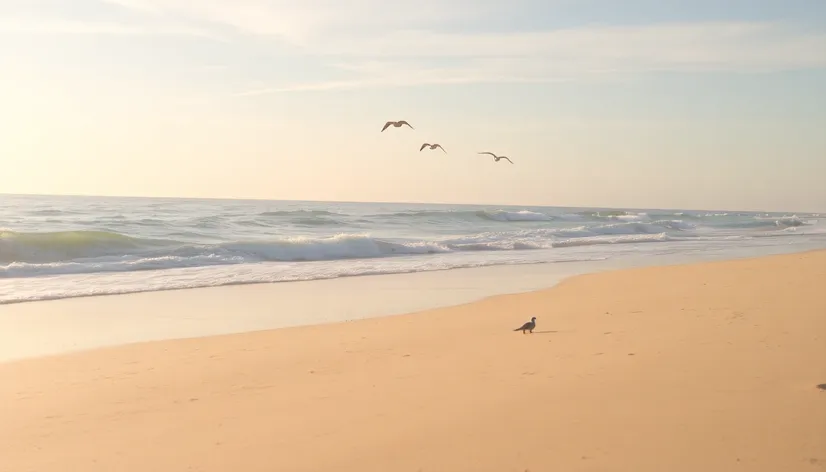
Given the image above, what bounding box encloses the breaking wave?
[2,196,824,304]
[2,214,809,280]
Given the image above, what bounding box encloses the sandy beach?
[2,250,825,472]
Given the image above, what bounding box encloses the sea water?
[2,194,825,304]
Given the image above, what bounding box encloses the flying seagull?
[420,143,446,153]
[514,316,537,334]
[381,120,414,132]
[478,152,514,164]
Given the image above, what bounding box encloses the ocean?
[1,194,825,305]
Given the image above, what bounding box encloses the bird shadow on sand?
[531,330,558,334]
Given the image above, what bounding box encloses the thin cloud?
[7,1,824,93]
[101,0,492,45]
[0,16,224,40]
[102,0,324,44]
[0,17,146,35]
[313,22,826,68]
[98,1,826,72]
[234,63,575,95]
[237,21,826,95]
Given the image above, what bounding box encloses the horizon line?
[1,192,820,215]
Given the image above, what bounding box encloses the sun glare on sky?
[1,0,824,211]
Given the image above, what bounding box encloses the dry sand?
[1,251,825,472]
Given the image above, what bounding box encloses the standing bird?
[381,120,414,132]
[478,152,514,164]
[514,316,537,334]
[419,143,446,153]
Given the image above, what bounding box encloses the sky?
[1,0,825,212]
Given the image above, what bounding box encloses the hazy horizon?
[3,191,822,214]
[2,0,825,212]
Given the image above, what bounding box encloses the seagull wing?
[435,144,446,153]
[398,120,414,129]
[502,157,514,164]
[478,152,497,158]
[381,121,394,132]
[419,143,429,151]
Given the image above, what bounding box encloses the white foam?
[552,233,669,248]
[481,210,553,222]
[3,196,826,305]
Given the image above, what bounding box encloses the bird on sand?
[381,120,414,132]
[514,316,537,334]
[478,152,514,164]
[420,143,446,153]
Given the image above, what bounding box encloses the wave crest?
[478,210,553,222]
[376,208,554,222]
[1,212,818,279]
[0,230,170,264]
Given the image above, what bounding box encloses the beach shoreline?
[2,243,825,363]
[2,250,825,471]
